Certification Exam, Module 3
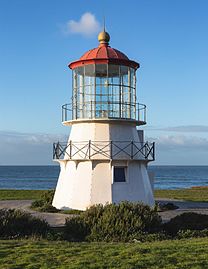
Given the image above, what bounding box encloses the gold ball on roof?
[98,31,110,44]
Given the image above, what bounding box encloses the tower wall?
[67,122,141,142]
[53,121,155,210]
[52,161,92,210]
[52,160,113,210]
[111,161,154,206]
[52,158,154,210]
[64,122,146,161]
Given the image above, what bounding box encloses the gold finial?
[98,31,110,44]
[98,16,110,45]
[103,16,106,32]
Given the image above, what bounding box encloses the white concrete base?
[52,159,154,210]
[52,122,155,210]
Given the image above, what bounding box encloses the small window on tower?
[113,167,127,182]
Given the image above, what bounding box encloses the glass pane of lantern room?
[95,64,107,118]
[120,66,130,118]
[84,65,95,118]
[76,66,85,118]
[108,65,120,118]
[130,68,136,119]
[72,69,77,119]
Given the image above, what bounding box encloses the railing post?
[72,103,74,120]
[91,101,92,119]
[62,106,63,122]
[110,140,113,159]
[89,140,91,159]
[53,143,55,159]
[57,142,60,159]
[145,142,147,159]
[137,103,139,122]
[69,140,72,159]
[131,141,133,159]
[153,142,155,161]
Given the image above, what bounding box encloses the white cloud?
[159,125,208,133]
[144,125,208,133]
[147,134,208,150]
[0,130,208,165]
[146,134,208,165]
[0,131,67,145]
[0,131,67,165]
[62,12,101,37]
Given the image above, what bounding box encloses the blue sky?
[0,0,208,165]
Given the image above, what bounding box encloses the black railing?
[53,140,155,161]
[62,102,146,124]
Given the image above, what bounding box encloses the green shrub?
[64,217,89,242]
[31,190,59,213]
[39,204,59,213]
[177,229,208,239]
[65,202,162,242]
[31,199,44,208]
[60,209,83,215]
[130,232,170,242]
[40,190,55,205]
[0,209,50,239]
[88,202,162,242]
[164,212,208,235]
[156,202,179,212]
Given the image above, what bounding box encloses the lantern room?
[62,31,146,125]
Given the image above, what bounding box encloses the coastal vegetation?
[30,190,82,214]
[31,190,59,213]
[0,209,49,239]
[154,187,208,202]
[1,203,208,242]
[0,189,45,200]
[0,238,208,269]
[0,203,208,268]
[1,187,208,202]
[64,202,162,242]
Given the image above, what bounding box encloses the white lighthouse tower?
[52,30,155,210]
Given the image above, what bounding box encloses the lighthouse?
[52,30,155,210]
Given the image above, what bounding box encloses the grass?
[154,187,208,202]
[1,187,208,202]
[60,209,83,215]
[0,238,208,268]
[0,190,45,200]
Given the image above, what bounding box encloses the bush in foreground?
[64,202,162,242]
[156,202,179,211]
[163,212,208,235]
[0,209,50,239]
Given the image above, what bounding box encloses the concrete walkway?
[0,200,68,227]
[0,199,208,226]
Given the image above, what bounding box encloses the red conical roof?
[69,31,139,70]
[79,45,129,61]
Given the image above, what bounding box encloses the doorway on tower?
[113,166,127,183]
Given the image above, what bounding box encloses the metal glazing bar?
[89,140,91,159]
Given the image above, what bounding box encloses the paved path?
[0,199,208,226]
[0,200,69,227]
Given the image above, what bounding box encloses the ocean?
[0,165,208,190]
